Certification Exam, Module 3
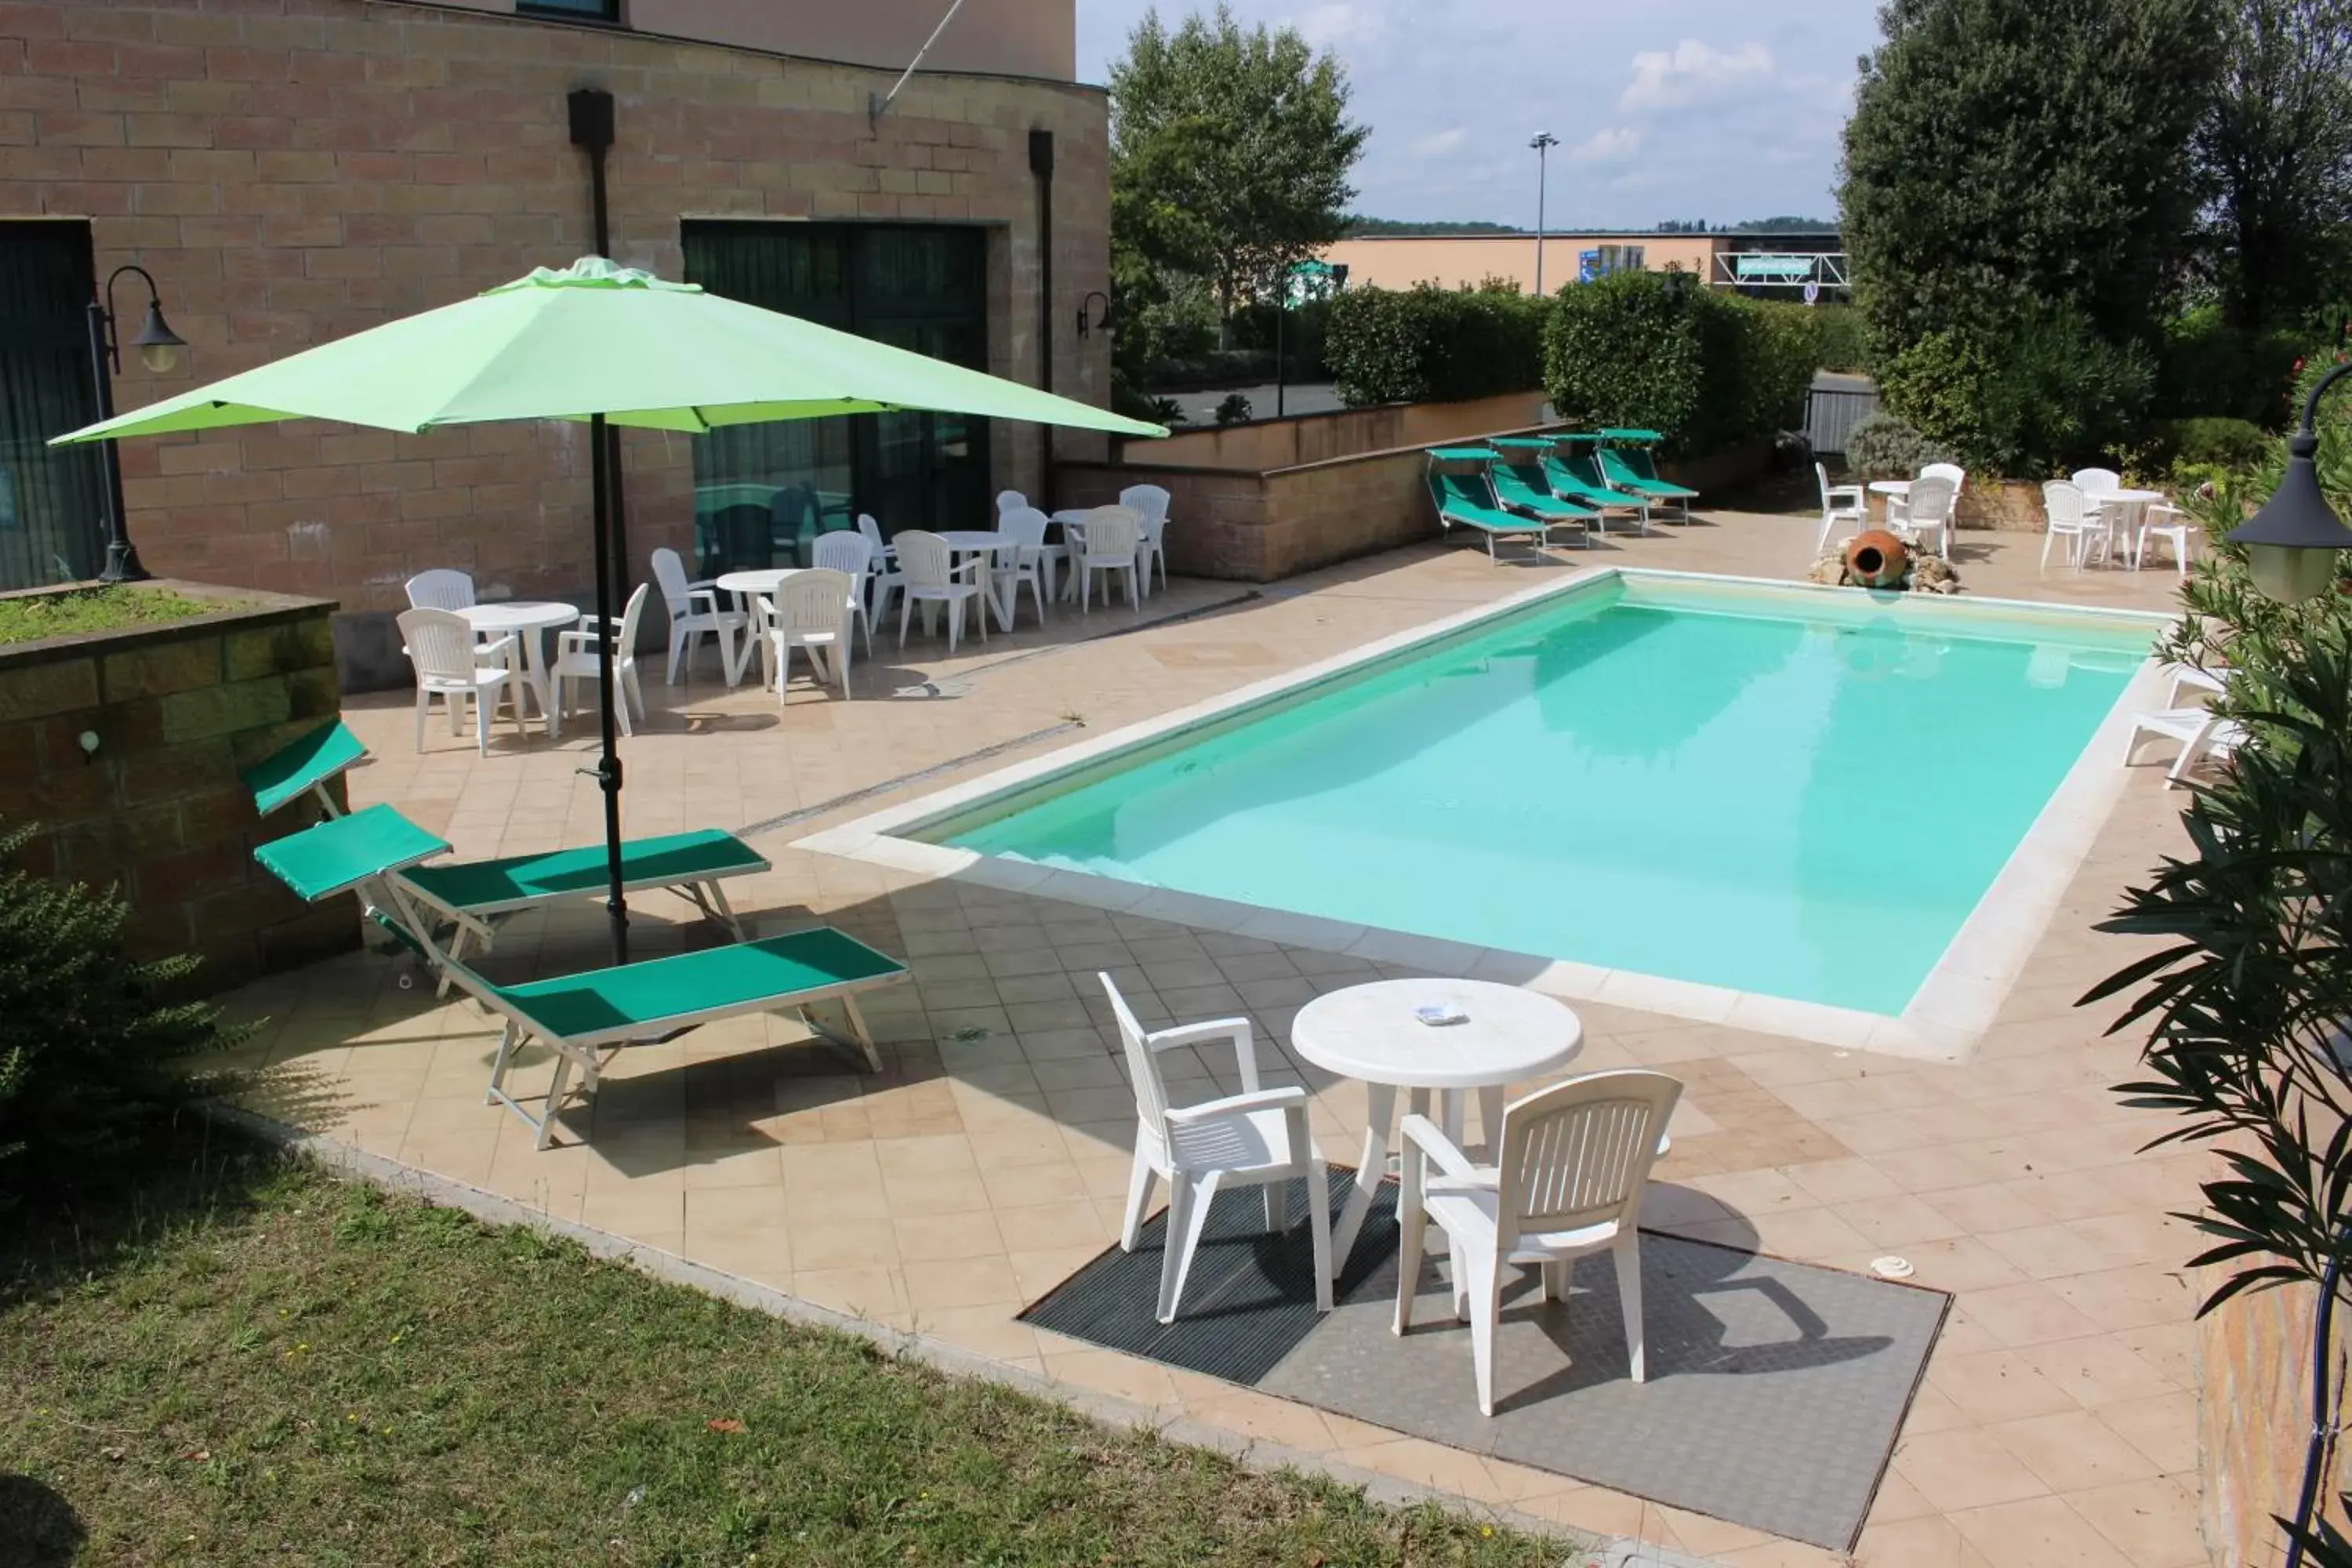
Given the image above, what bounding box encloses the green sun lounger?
[252,805,912,1148]
[1511,436,1654,534]
[1594,429,1700,519]
[1480,444,1598,546]
[244,720,769,967]
[1425,449,1569,561]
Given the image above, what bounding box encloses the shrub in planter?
[1737,300,1825,438]
[1878,307,2151,477]
[1843,411,1956,479]
[0,819,252,1210]
[1327,283,1550,407]
[2140,416,2272,477]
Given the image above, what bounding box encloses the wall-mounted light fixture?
[1076,290,1113,340]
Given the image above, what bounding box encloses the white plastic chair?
[2071,466,2122,494]
[1814,462,1865,553]
[2135,503,2197,578]
[767,566,854,700]
[2124,706,2247,786]
[404,568,475,612]
[1075,506,1142,612]
[1395,1069,1682,1416]
[810,531,875,654]
[891,530,987,653]
[2039,480,2106,570]
[550,580,648,740]
[1120,485,1172,595]
[994,489,1029,517]
[860,514,905,622]
[992,506,1054,626]
[1101,972,1332,1324]
[650,546,745,684]
[397,606,523,757]
[1893,474,1958,559]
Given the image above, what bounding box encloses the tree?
[2198,0,2352,329]
[1840,0,2223,354]
[1109,5,1368,339]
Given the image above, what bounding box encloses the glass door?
[0,222,103,589]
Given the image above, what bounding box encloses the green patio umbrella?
[55,257,1164,964]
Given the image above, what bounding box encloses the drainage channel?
[735,720,1083,840]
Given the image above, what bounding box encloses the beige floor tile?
[1893,1428,2053,1513]
[1851,1515,1997,1567]
[1986,1409,2164,1492]
[688,1225,795,1286]
[2092,1390,2201,1473]
[1181,1390,1340,1454]
[893,1212,1007,1262]
[2063,1475,2205,1567]
[1947,1496,2136,1568]
[902,1256,1022,1311]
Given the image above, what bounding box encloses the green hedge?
[1876,306,2151,477]
[1541,271,1820,458]
[1326,284,1552,406]
[2153,307,2303,427]
[1813,304,1870,374]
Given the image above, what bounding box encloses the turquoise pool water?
[935,577,2155,1015]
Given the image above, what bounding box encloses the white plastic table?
[2084,488,2165,568]
[935,529,1016,630]
[456,601,579,727]
[713,568,805,685]
[1867,479,1909,525]
[1289,978,1584,1268]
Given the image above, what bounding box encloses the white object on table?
[715,568,804,686]
[456,600,582,724]
[1289,978,1584,1269]
[935,528,1018,631]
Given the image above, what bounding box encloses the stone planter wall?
[0,581,354,993]
[2200,1269,2350,1567]
[1062,423,1778,583]
[1955,480,2053,532]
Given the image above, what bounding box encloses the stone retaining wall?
[2200,1269,2350,1567]
[0,580,354,993]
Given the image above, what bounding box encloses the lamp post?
[2229,360,2352,604]
[1529,132,1558,297]
[83,265,187,583]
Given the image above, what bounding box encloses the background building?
[2,0,1110,684]
[1319,230,1847,299]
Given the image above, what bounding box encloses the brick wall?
[0,579,354,992]
[4,0,1111,674]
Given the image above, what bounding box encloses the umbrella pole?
[589,410,629,965]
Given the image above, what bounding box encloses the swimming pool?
[808,572,2163,1047]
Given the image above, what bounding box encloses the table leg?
[1476,1084,1506,1160]
[523,626,557,733]
[1329,1080,1396,1267]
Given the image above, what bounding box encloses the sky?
[1074,0,1885,230]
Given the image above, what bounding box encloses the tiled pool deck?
[218,512,2209,1566]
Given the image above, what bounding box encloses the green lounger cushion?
[256,804,450,902]
[1597,447,1700,499]
[403,829,767,917]
[245,719,365,817]
[1425,446,1499,462]
[490,927,907,1044]
[1488,437,1553,451]
[1489,464,1598,520]
[1541,455,1644,508]
[1600,428,1664,442]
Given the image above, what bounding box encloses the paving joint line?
[936,585,1262,685]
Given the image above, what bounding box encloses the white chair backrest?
[779,567,851,634]
[1816,462,1841,508]
[1082,506,1141,560]
[2043,479,2089,528]
[995,489,1029,516]
[1907,474,1958,524]
[856,514,890,557]
[614,580,650,650]
[1101,974,1171,1131]
[811,531,871,575]
[2071,466,2121,494]
[892,529,953,589]
[1919,462,1966,492]
[1118,484,1171,525]
[649,547,694,615]
[397,607,478,682]
[1494,1069,1681,1254]
[997,506,1051,550]
[405,568,474,612]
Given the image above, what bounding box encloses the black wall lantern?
[2229,360,2352,603]
[84,264,187,583]
[1076,289,1112,340]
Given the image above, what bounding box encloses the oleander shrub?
[1326,283,1551,406]
[1877,305,2151,477]
[1843,411,1957,479]
[0,818,252,1210]
[2141,416,2272,476]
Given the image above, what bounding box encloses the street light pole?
[82,264,187,583]
[1529,132,1559,297]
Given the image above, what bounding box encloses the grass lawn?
[0,1137,1569,1567]
[0,584,231,647]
